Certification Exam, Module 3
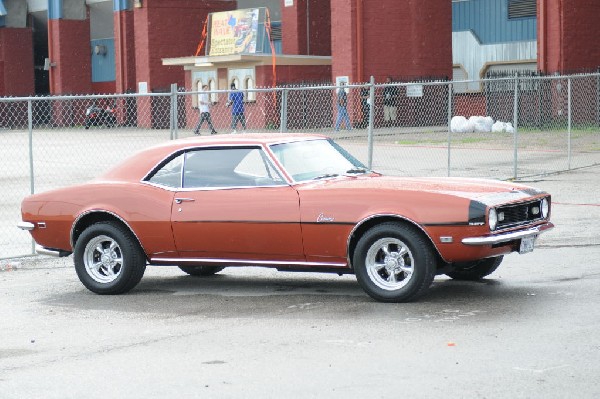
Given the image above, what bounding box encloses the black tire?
[74,221,146,294]
[353,222,437,303]
[178,266,225,276]
[445,256,503,281]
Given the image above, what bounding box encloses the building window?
[191,79,202,108]
[231,77,240,91]
[508,0,536,19]
[245,77,255,102]
[208,79,217,103]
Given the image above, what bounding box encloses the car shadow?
[43,271,541,321]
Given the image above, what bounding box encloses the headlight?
[489,208,498,231]
[541,198,549,218]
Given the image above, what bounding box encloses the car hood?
[297,175,547,206]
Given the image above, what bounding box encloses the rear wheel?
[74,222,146,294]
[353,222,436,303]
[178,266,225,276]
[445,256,503,281]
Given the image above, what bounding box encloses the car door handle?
[174,198,195,204]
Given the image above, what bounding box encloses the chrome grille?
[496,199,544,229]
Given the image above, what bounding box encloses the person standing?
[193,84,217,135]
[360,86,370,128]
[227,83,246,133]
[382,76,398,127]
[335,82,352,131]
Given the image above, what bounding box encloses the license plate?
[519,235,537,254]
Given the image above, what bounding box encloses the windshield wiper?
[312,173,339,180]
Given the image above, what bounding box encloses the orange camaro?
[19,134,553,302]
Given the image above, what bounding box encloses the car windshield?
[269,138,368,182]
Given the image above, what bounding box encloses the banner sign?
[208,8,260,56]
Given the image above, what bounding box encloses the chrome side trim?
[70,210,146,256]
[462,222,554,246]
[150,257,347,268]
[346,213,440,262]
[17,221,35,231]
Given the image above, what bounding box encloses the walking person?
[193,84,217,135]
[359,86,370,128]
[382,76,398,127]
[227,82,246,133]
[335,82,352,131]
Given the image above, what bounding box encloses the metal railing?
[1,73,599,258]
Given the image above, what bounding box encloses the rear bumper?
[35,245,72,258]
[17,221,35,231]
[462,222,554,246]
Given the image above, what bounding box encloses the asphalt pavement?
[0,167,599,398]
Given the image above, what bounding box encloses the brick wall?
[48,19,92,95]
[331,0,451,83]
[0,28,35,96]
[114,10,137,93]
[281,0,307,54]
[538,0,600,73]
[133,0,236,93]
[330,0,357,82]
[307,0,331,56]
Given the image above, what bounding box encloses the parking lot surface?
[1,167,599,398]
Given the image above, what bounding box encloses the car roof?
[157,132,326,149]
[97,133,328,183]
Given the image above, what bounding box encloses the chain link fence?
[2,73,599,258]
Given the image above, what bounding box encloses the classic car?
[18,134,553,302]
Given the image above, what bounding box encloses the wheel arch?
[71,210,148,261]
[347,214,444,269]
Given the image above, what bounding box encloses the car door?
[170,146,304,261]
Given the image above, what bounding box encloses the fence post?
[568,77,572,170]
[447,83,453,177]
[28,99,35,254]
[27,100,34,195]
[280,88,288,133]
[367,76,375,169]
[513,75,520,180]
[170,83,178,140]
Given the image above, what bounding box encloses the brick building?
[0,0,599,98]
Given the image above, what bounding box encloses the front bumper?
[462,222,554,246]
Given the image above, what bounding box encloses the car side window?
[146,153,184,188]
[182,147,285,189]
[234,149,285,185]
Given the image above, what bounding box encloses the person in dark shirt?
[227,83,246,133]
[360,86,370,128]
[382,76,398,127]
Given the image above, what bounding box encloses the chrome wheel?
[75,222,146,294]
[83,234,124,284]
[353,222,436,302]
[365,237,414,291]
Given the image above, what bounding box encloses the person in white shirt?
[193,84,217,135]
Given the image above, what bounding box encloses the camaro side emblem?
[317,213,335,223]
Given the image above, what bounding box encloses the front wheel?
[353,222,436,303]
[74,222,146,294]
[178,266,225,276]
[445,256,503,281]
